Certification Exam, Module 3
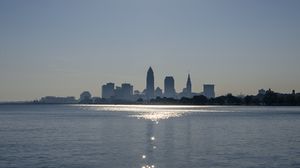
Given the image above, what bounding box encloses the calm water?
[0,105,300,168]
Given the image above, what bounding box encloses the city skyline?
[1,0,300,101]
[100,66,214,102]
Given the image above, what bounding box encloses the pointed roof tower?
[186,74,192,94]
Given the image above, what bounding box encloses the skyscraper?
[203,84,215,98]
[102,83,115,99]
[180,74,192,98]
[121,83,133,100]
[164,76,176,98]
[114,83,134,100]
[186,74,192,94]
[155,87,163,98]
[146,67,154,99]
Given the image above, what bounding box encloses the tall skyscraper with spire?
[180,74,192,98]
[146,67,154,99]
[186,74,192,94]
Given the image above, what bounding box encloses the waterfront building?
[102,82,115,99]
[155,87,163,98]
[181,74,192,98]
[146,67,155,99]
[164,76,176,98]
[203,84,215,98]
[113,83,133,100]
[121,83,133,99]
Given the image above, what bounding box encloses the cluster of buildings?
[38,67,215,103]
[101,67,215,102]
[37,67,298,105]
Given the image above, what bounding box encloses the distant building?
[164,76,176,98]
[186,74,192,94]
[113,83,133,100]
[203,84,215,98]
[181,74,192,98]
[146,67,154,99]
[121,83,133,99]
[155,87,163,98]
[114,86,122,99]
[102,82,115,99]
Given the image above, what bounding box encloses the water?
[0,105,300,168]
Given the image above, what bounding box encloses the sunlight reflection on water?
[75,104,300,122]
[76,105,227,121]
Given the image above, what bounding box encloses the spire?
[186,73,192,94]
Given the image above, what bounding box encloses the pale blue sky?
[0,0,300,101]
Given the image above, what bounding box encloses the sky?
[0,0,300,101]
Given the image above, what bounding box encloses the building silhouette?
[102,82,134,101]
[181,74,192,98]
[155,87,163,98]
[102,82,115,99]
[120,83,133,99]
[186,74,191,94]
[203,84,215,98]
[164,76,176,98]
[146,67,154,99]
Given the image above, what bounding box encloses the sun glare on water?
[74,104,254,121]
[77,104,206,121]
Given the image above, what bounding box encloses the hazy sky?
[0,0,300,101]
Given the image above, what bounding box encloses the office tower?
[111,83,134,100]
[186,74,192,94]
[146,67,154,99]
[203,84,215,98]
[121,83,133,100]
[164,76,176,98]
[180,74,193,98]
[155,87,163,98]
[102,83,115,99]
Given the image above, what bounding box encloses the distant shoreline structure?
[1,68,299,106]
[1,89,299,106]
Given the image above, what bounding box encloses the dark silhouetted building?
[113,83,133,100]
[186,74,192,94]
[114,86,122,99]
[181,74,192,98]
[121,83,133,99]
[102,82,115,99]
[155,87,163,98]
[164,76,176,98]
[203,84,215,98]
[146,67,154,99]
